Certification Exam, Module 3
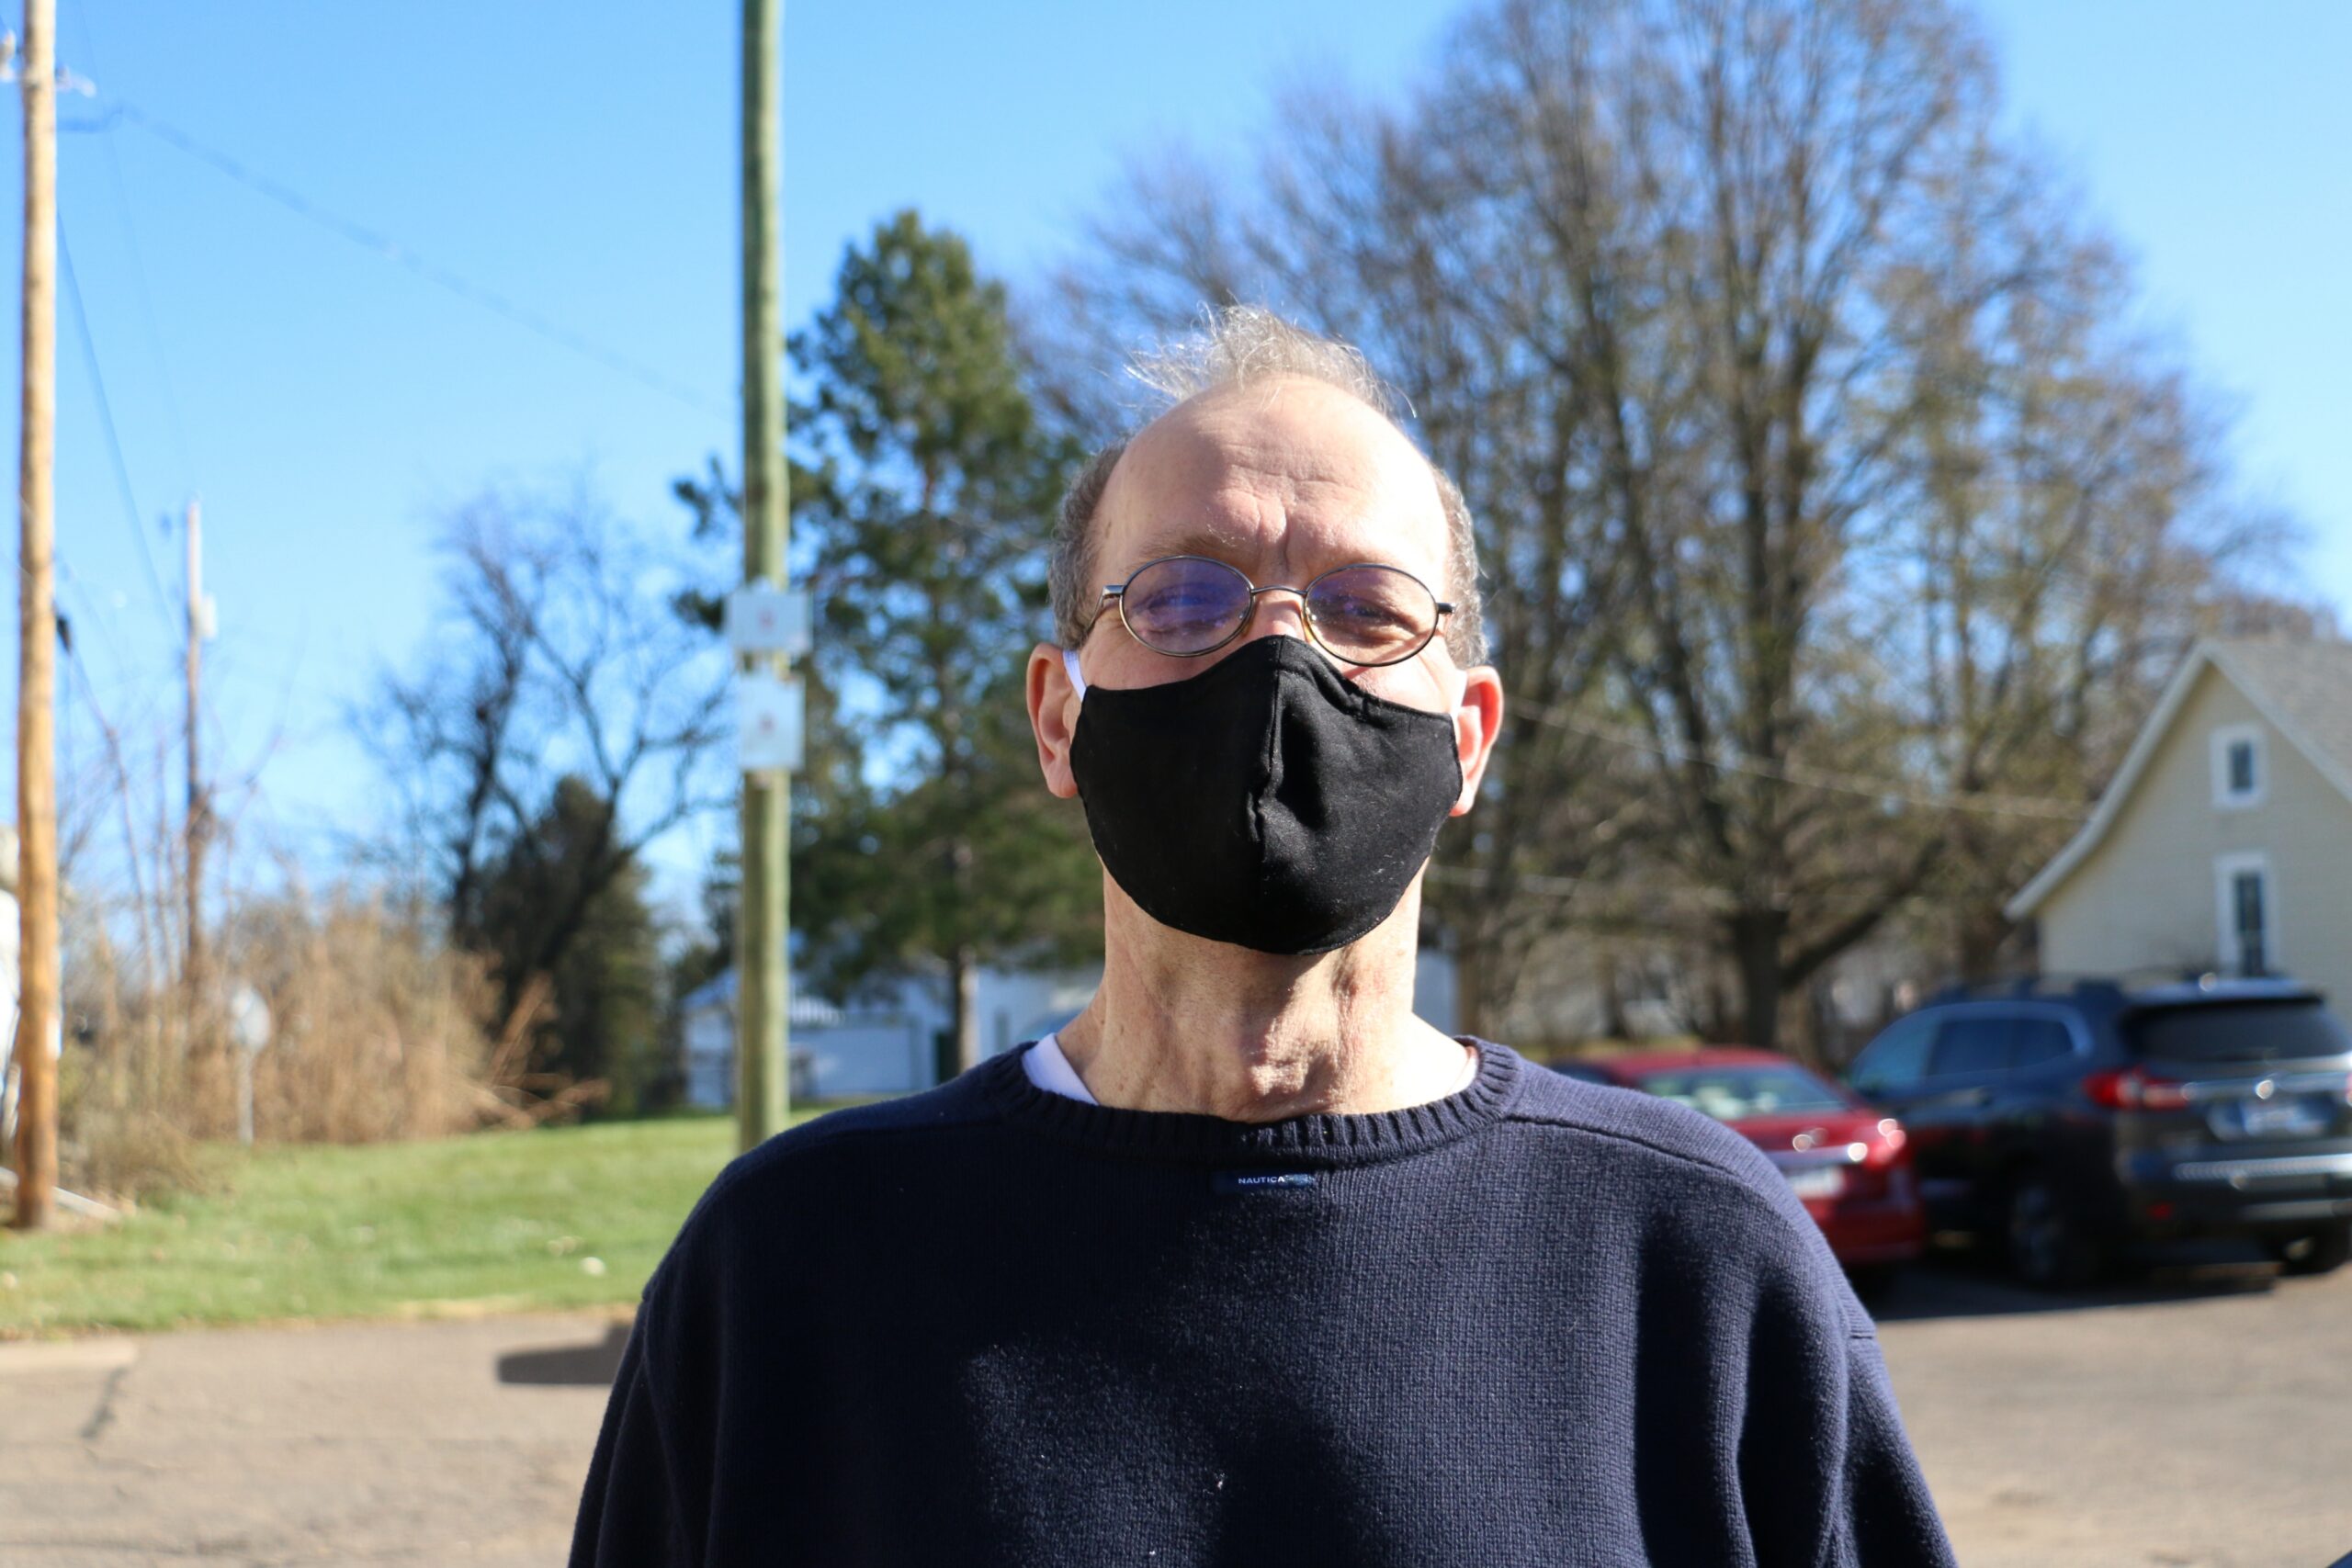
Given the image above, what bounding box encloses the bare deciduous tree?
[364,480,730,1080]
[1047,0,2312,1053]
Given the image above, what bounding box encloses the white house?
[682,947,1461,1107]
[2006,638,2352,1007]
[679,964,1109,1107]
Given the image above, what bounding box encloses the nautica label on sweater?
[1210,1170,1317,1195]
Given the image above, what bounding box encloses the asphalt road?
[1873,1247,2352,1567]
[1,1258,2346,1566]
[0,1310,628,1567]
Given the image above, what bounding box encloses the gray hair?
[1048,306,1488,665]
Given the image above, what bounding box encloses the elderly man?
[571,310,1956,1566]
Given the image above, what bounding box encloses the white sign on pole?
[724,583,812,658]
[225,981,272,1147]
[738,671,805,773]
[227,982,272,1055]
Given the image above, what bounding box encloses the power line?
[58,593,168,985]
[65,0,192,485]
[54,552,131,680]
[71,97,729,419]
[57,217,174,624]
[1518,702,2094,822]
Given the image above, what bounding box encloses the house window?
[2213,852,2277,977]
[2233,873,2267,976]
[2210,725,2266,809]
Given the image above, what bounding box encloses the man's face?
[1080,375,1462,708]
[1029,375,1503,814]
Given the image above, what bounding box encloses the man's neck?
[1053,883,1470,1120]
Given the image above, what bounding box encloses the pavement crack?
[80,1360,131,1443]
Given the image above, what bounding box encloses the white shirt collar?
[1022,1031,1097,1104]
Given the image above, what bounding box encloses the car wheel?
[2270,1225,2352,1278]
[2007,1175,2102,1290]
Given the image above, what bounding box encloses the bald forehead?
[1095,377,1448,586]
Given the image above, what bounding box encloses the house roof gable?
[2005,638,2352,919]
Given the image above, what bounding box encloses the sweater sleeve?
[1727,1204,1957,1568]
[569,1307,695,1567]
[1817,1328,1958,1568]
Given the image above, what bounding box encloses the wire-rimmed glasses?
[1096,555,1453,668]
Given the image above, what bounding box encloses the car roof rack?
[1924,974,2126,1006]
[1925,970,2313,1009]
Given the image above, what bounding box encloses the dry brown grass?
[57,886,495,1201]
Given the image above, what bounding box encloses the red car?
[1574,1047,1925,1284]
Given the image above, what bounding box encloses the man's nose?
[1242,587,1312,645]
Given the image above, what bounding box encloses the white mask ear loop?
[1062,647,1089,698]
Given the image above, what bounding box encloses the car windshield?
[1633,1066,1848,1121]
[2125,1000,2352,1065]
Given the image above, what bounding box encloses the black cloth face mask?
[1064,635,1464,955]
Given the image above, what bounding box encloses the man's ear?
[1027,642,1081,799]
[1449,665,1504,816]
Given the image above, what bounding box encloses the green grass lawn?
[0,1111,826,1337]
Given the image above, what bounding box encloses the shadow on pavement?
[496,1321,632,1386]
[1868,1241,2285,1323]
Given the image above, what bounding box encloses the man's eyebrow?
[1106,525,1256,581]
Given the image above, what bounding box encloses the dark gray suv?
[1843,976,2352,1288]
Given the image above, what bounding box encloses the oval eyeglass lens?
[1121,557,1251,655]
[1307,565,1438,663]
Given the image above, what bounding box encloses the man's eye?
[1323,597,1410,629]
[1141,589,1221,617]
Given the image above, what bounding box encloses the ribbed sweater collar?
[977,1037,1525,1169]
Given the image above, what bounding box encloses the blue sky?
[3,0,2346,917]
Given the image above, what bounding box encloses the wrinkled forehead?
[1094,377,1448,588]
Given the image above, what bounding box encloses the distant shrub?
[57,884,494,1199]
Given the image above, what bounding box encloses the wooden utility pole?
[182,499,207,1001]
[11,0,60,1231]
[734,0,790,1150]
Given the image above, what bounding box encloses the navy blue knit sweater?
[571,1040,1956,1566]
